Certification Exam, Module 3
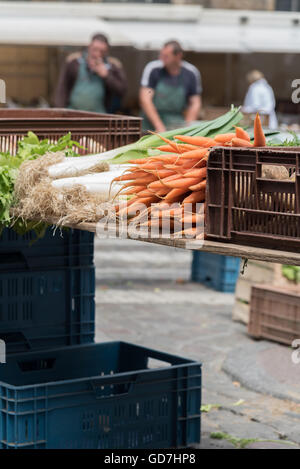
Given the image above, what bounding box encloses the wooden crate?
[248,285,300,345]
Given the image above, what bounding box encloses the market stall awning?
[0,17,130,47]
[1,2,300,53]
[108,9,300,53]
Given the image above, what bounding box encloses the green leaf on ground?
[210,432,298,449]
[233,399,245,407]
[201,404,221,413]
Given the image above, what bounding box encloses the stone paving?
[94,237,300,450]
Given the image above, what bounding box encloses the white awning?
[0,17,130,47]
[0,2,300,53]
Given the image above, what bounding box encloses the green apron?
[69,56,106,113]
[142,77,187,131]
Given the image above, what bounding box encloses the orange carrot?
[164,178,200,189]
[181,156,209,169]
[254,113,266,147]
[182,191,205,204]
[137,189,158,197]
[148,174,180,190]
[148,169,176,179]
[128,159,148,165]
[148,132,179,152]
[116,196,139,214]
[138,162,165,170]
[164,164,185,173]
[164,188,189,201]
[180,213,204,224]
[150,155,181,164]
[183,167,207,179]
[177,144,201,152]
[138,188,169,198]
[157,145,177,153]
[122,196,159,217]
[175,228,198,238]
[122,186,145,195]
[174,135,215,147]
[214,133,236,144]
[189,180,207,192]
[159,208,183,219]
[231,138,253,148]
[235,127,251,142]
[176,148,208,161]
[126,176,157,187]
[157,144,199,153]
[112,171,147,182]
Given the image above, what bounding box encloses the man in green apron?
[55,33,127,114]
[140,41,202,132]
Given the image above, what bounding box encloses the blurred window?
[276,0,300,10]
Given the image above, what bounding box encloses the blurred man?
[55,33,127,114]
[243,70,278,129]
[140,41,202,132]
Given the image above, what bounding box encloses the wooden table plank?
[63,221,300,266]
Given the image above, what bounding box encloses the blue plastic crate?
[192,252,241,293]
[0,228,94,271]
[0,266,95,354]
[0,342,202,449]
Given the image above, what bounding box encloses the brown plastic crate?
[205,147,300,252]
[0,108,142,155]
[248,284,300,345]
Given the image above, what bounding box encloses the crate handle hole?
[18,358,56,372]
[148,358,171,369]
[25,419,28,439]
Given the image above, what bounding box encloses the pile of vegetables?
[0,107,285,235]
[0,132,82,233]
[47,106,244,179]
[110,113,269,238]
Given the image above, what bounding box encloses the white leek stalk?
[51,168,129,197]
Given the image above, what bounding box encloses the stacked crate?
[0,228,201,450]
[0,110,202,449]
[192,252,241,293]
[0,228,95,353]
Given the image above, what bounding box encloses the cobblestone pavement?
[94,238,300,450]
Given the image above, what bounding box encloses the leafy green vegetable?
[0,166,18,225]
[267,131,300,147]
[17,132,83,160]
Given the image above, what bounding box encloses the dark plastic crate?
[0,108,142,156]
[0,228,94,271]
[192,252,240,293]
[0,342,202,449]
[0,266,95,354]
[205,147,300,252]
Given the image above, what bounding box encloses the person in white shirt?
[243,70,278,130]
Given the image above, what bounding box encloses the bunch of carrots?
[112,113,266,239]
